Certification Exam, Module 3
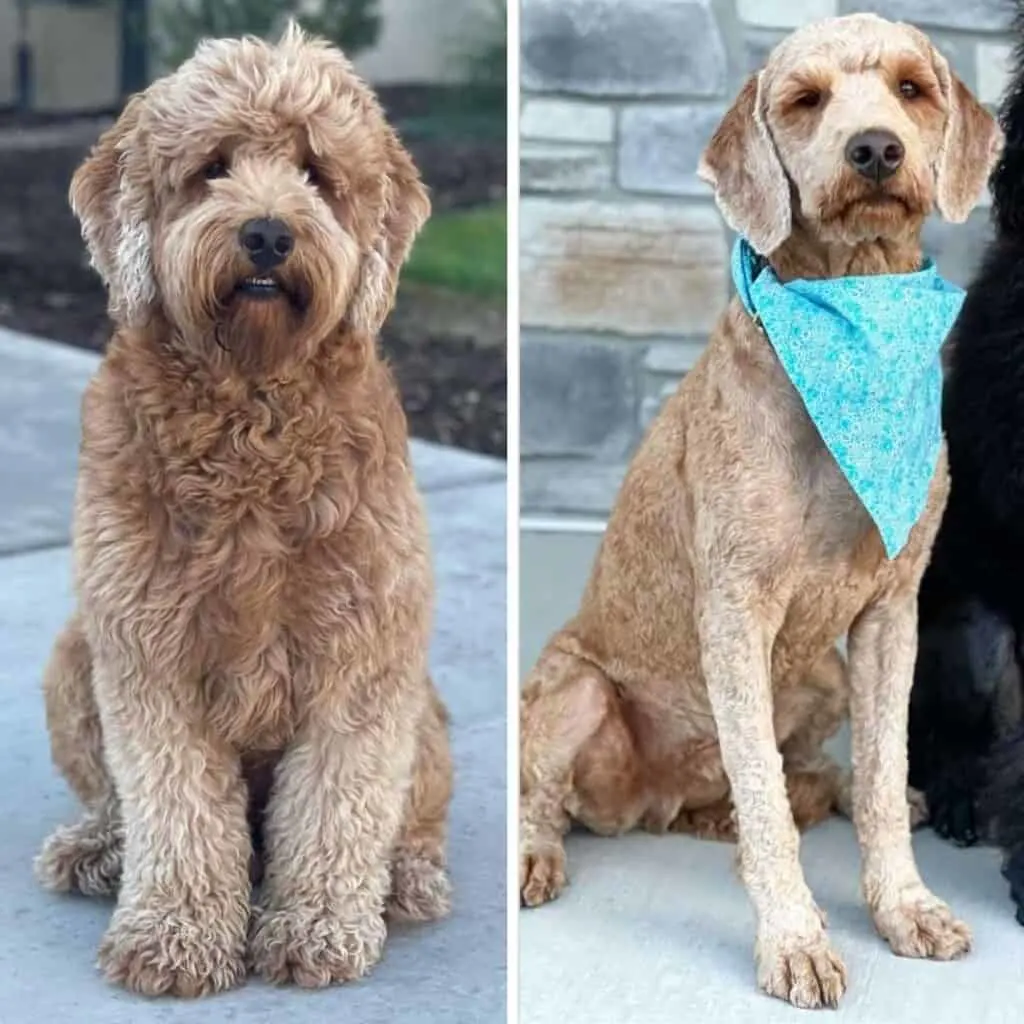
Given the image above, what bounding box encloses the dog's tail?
[990,1,1024,237]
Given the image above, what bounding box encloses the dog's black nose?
[239,218,294,271]
[845,130,905,182]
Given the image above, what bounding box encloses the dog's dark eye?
[899,80,921,100]
[204,160,228,180]
[303,163,320,186]
[794,91,822,109]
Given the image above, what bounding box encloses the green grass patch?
[404,204,506,299]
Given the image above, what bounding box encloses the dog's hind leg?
[35,613,123,896]
[519,644,641,907]
[775,648,849,831]
[668,651,850,843]
[387,681,454,922]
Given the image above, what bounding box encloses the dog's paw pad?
[387,855,452,922]
[520,848,567,908]
[874,899,972,960]
[758,935,847,1009]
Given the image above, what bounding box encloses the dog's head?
[699,14,1002,255]
[69,22,429,373]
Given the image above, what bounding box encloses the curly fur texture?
[909,1,1024,924]
[33,23,454,997]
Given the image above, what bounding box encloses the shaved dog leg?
[848,599,972,961]
[699,599,847,1009]
[519,650,615,907]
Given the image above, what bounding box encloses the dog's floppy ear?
[349,129,431,334]
[70,94,156,326]
[931,50,1003,222]
[698,74,791,256]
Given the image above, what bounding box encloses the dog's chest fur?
[76,352,425,751]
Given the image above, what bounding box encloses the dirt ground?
[0,93,506,456]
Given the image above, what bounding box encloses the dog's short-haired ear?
[70,95,156,326]
[698,74,791,256]
[349,130,430,334]
[931,51,1003,222]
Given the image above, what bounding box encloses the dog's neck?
[767,221,924,282]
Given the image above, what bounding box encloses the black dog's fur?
[909,1,1024,923]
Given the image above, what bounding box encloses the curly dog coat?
[519,14,1001,1009]
[34,24,452,997]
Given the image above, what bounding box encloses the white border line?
[505,1,521,1021]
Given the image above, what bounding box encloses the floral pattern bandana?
[731,237,964,559]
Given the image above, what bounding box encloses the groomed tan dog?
[33,23,452,997]
[520,13,1001,1008]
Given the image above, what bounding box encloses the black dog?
[908,0,1024,923]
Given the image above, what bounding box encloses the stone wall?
[519,0,1016,519]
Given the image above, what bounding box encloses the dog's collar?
[730,237,964,558]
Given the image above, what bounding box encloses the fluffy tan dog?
[519,14,1001,1009]
[33,24,453,997]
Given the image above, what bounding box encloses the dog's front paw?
[99,903,246,997]
[756,930,847,1009]
[249,903,387,987]
[388,853,452,922]
[520,845,567,907]
[872,892,972,960]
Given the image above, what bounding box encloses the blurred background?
[519,0,1013,671]
[0,0,507,456]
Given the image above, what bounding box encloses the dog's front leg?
[699,600,847,1008]
[92,653,251,997]
[249,662,423,988]
[848,597,972,959]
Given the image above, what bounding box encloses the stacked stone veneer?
[520,0,1015,519]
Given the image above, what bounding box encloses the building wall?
[520,0,1015,521]
[0,2,120,111]
[0,0,496,111]
[355,0,499,84]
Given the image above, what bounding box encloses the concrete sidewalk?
[519,527,1024,1024]
[0,328,506,1023]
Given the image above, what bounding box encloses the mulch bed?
[0,91,506,457]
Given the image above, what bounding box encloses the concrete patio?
[519,526,1024,1024]
[0,327,506,1022]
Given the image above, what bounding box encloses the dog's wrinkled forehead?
[763,13,934,92]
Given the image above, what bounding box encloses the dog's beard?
[213,292,310,376]
[811,170,932,244]
[164,250,353,377]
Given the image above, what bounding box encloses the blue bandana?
[731,237,964,559]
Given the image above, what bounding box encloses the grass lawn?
[404,203,506,300]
